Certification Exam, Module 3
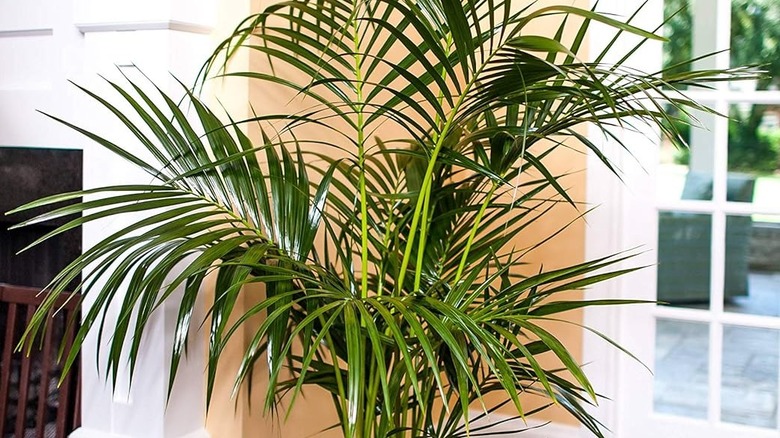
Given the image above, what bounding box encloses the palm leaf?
[7,1,767,437]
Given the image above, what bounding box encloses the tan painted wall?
[203,1,254,437]
[501,1,590,426]
[206,0,591,435]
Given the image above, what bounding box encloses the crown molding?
[0,28,53,38]
[75,20,212,35]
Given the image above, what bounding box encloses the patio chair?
[657,172,755,304]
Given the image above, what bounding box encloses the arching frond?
[9,1,766,438]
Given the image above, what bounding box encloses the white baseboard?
[69,428,133,438]
[467,411,582,438]
[520,421,582,438]
[177,428,211,438]
[69,427,210,438]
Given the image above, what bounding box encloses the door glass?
[721,325,779,428]
[730,0,780,91]
[655,319,710,418]
[663,0,720,86]
[662,0,692,84]
[646,0,780,435]
[727,104,780,212]
[657,212,712,309]
[658,108,716,203]
[725,214,780,317]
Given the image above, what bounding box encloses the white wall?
[0,0,230,436]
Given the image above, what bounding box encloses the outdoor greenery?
[8,1,761,437]
[664,0,780,173]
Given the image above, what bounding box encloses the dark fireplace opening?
[0,226,81,290]
[1,146,83,289]
[0,146,83,437]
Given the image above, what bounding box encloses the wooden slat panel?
[0,297,17,435]
[55,308,78,438]
[15,305,36,437]
[34,309,55,438]
[0,284,80,310]
[72,362,81,430]
[0,283,81,437]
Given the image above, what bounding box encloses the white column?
[2,0,253,436]
[584,0,664,434]
[687,0,725,174]
[69,1,217,437]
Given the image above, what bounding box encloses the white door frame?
[584,1,780,436]
[582,2,663,435]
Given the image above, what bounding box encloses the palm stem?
[455,182,499,283]
[399,19,524,292]
[352,1,369,300]
[11,4,763,438]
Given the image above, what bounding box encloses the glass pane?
[655,319,709,419]
[658,108,716,203]
[721,326,779,428]
[662,0,722,86]
[730,1,780,91]
[727,104,780,211]
[662,0,694,85]
[725,214,780,317]
[657,212,712,308]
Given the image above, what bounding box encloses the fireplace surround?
[0,146,83,437]
[0,146,83,289]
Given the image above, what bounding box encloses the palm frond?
[8,1,767,438]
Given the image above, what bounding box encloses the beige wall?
[206,0,590,435]
[504,2,590,426]
[504,145,587,426]
[203,1,253,436]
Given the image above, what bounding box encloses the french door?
[591,0,780,436]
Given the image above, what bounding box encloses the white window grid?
[653,0,780,426]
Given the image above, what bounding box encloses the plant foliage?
[664,0,780,173]
[8,1,761,437]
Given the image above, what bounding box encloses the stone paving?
[654,319,710,420]
[654,272,780,429]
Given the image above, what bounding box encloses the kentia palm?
[9,1,759,437]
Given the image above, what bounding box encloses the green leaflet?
[7,1,764,437]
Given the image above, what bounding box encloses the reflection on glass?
[731,1,780,91]
[658,107,716,202]
[664,0,780,91]
[663,0,726,85]
[721,326,779,428]
[725,215,780,317]
[727,104,780,211]
[657,212,712,308]
[655,319,709,419]
[662,0,693,83]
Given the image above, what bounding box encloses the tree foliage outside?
[664,0,780,174]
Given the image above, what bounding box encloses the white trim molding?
[69,428,133,438]
[468,411,584,438]
[69,428,210,438]
[73,0,217,37]
[0,28,53,38]
[75,20,213,35]
[514,421,582,438]
[582,1,665,435]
